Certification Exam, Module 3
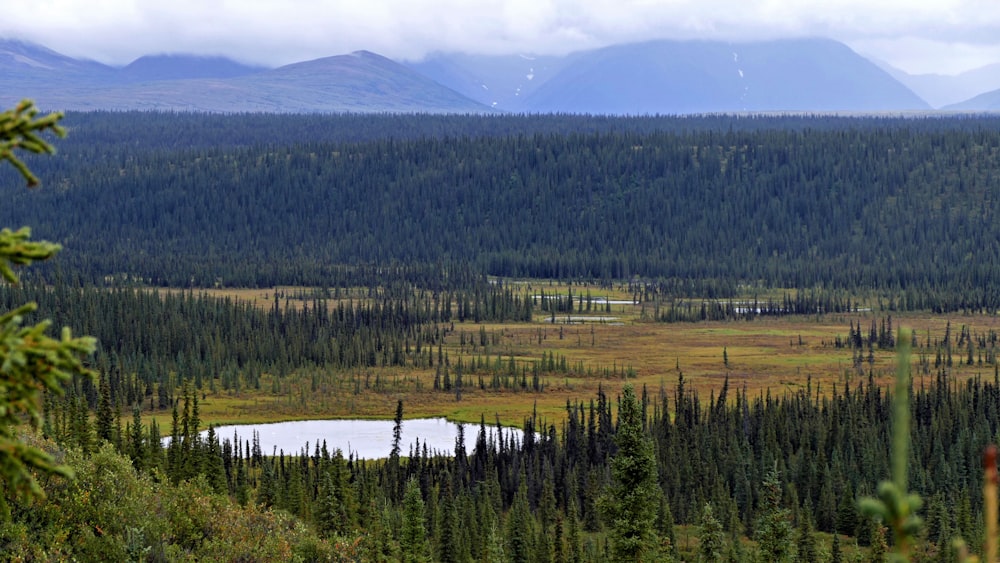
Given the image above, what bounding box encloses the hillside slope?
[0,41,490,113]
[521,38,929,114]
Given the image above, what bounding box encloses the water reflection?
[185,418,525,459]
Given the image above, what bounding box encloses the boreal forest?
[3,109,1000,561]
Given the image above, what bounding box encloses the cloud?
[3,0,1000,73]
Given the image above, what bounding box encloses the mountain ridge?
[0,40,491,113]
[411,38,930,114]
[0,37,951,114]
[875,58,1000,108]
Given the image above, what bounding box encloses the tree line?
[0,281,532,410]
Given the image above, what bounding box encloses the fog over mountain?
[0,40,491,113]
[874,59,1000,109]
[0,36,966,114]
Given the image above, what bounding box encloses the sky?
[4,0,1000,75]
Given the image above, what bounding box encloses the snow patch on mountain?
[9,54,52,69]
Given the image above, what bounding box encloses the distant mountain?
[241,50,492,113]
[1,37,930,114]
[119,54,265,83]
[405,53,572,111]
[943,88,1000,111]
[0,39,112,76]
[0,40,491,113]
[519,38,929,114]
[877,60,1000,108]
[413,38,928,114]
[0,39,115,99]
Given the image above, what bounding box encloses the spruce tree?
[566,496,583,563]
[484,522,506,563]
[755,466,794,563]
[203,426,228,494]
[437,470,460,563]
[507,481,534,563]
[315,471,341,537]
[600,383,660,562]
[0,100,96,519]
[697,503,725,563]
[657,493,678,558]
[386,399,404,502]
[129,405,144,471]
[795,511,818,563]
[256,458,279,509]
[837,482,859,536]
[868,523,888,563]
[95,375,114,443]
[401,477,430,563]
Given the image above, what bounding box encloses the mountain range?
[0,40,489,113]
[3,37,1000,114]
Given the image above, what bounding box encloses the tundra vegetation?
[5,108,1000,560]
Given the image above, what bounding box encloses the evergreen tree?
[697,503,726,563]
[831,532,842,563]
[386,399,404,503]
[203,426,228,494]
[0,100,96,519]
[401,477,430,563]
[256,458,279,509]
[437,470,461,563]
[657,493,678,559]
[755,466,794,563]
[600,383,660,562]
[95,375,113,443]
[795,511,819,563]
[166,402,181,481]
[837,483,859,537]
[507,481,534,563]
[315,471,341,537]
[566,496,583,563]
[868,523,888,563]
[365,501,400,562]
[484,522,506,563]
[129,405,144,471]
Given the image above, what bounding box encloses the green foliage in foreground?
[0,434,338,561]
[0,100,96,520]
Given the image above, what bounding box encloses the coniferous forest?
[5,110,1000,561]
[3,112,1000,305]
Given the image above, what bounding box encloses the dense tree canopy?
[4,112,1000,309]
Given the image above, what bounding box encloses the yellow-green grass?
[143,296,1000,433]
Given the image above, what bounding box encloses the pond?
[544,315,622,324]
[533,295,634,305]
[177,418,526,459]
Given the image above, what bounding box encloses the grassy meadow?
[150,281,1000,432]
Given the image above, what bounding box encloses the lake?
[182,418,524,459]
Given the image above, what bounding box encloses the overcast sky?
[4,0,1000,75]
